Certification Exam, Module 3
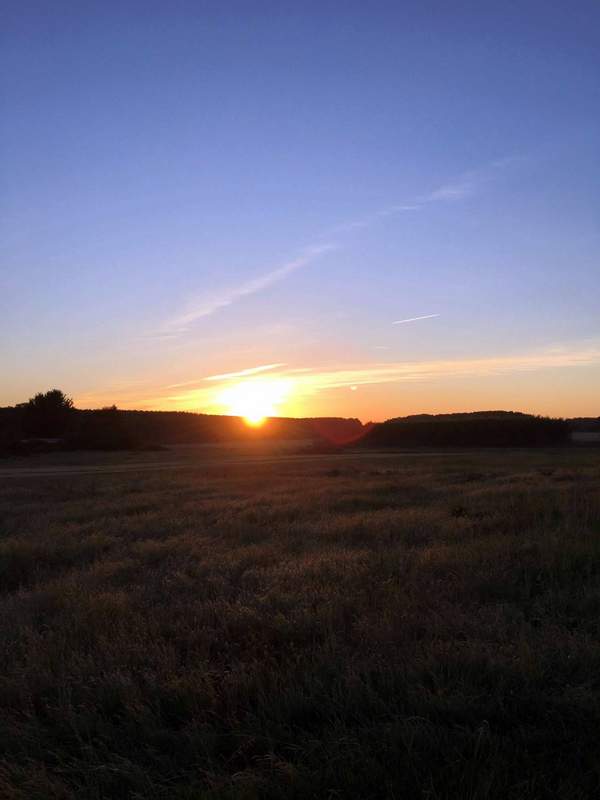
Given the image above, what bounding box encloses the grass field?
[1,446,600,799]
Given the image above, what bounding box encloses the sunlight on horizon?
[217,379,292,426]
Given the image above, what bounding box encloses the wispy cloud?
[326,157,516,236]
[420,174,475,203]
[294,346,600,393]
[417,157,518,206]
[392,314,440,325]
[164,243,337,333]
[204,363,286,382]
[270,346,600,401]
[166,363,287,389]
[161,157,517,335]
[159,341,600,412]
[77,339,599,412]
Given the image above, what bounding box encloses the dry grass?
[0,448,599,799]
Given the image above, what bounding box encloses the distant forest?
[0,390,366,453]
[1,390,598,455]
[362,411,572,448]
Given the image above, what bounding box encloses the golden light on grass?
[218,378,292,426]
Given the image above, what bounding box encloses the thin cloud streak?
[295,347,600,394]
[392,314,440,325]
[165,243,337,333]
[166,363,287,389]
[326,156,516,236]
[205,363,287,382]
[161,156,517,336]
[417,157,518,205]
[160,342,600,411]
[420,175,475,203]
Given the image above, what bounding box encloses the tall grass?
[0,449,599,798]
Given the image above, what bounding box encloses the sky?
[1,1,599,421]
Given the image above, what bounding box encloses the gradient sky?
[2,1,599,420]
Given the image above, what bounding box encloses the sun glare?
[218,379,291,426]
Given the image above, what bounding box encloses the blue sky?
[2,1,599,419]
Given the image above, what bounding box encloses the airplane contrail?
[392,314,440,325]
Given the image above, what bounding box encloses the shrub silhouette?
[21,389,74,437]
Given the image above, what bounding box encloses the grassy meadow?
[1,446,600,799]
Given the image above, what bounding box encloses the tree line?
[362,411,569,447]
[0,390,367,453]
[0,390,591,454]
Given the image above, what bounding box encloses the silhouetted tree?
[21,389,74,437]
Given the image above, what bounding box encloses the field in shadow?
[0,449,599,798]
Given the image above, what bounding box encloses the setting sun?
[218,379,291,426]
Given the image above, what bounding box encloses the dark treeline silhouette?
[362,411,569,448]
[0,392,592,454]
[0,390,366,453]
[69,409,367,450]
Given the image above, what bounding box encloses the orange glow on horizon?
[68,344,600,422]
[243,413,266,427]
[217,378,292,424]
